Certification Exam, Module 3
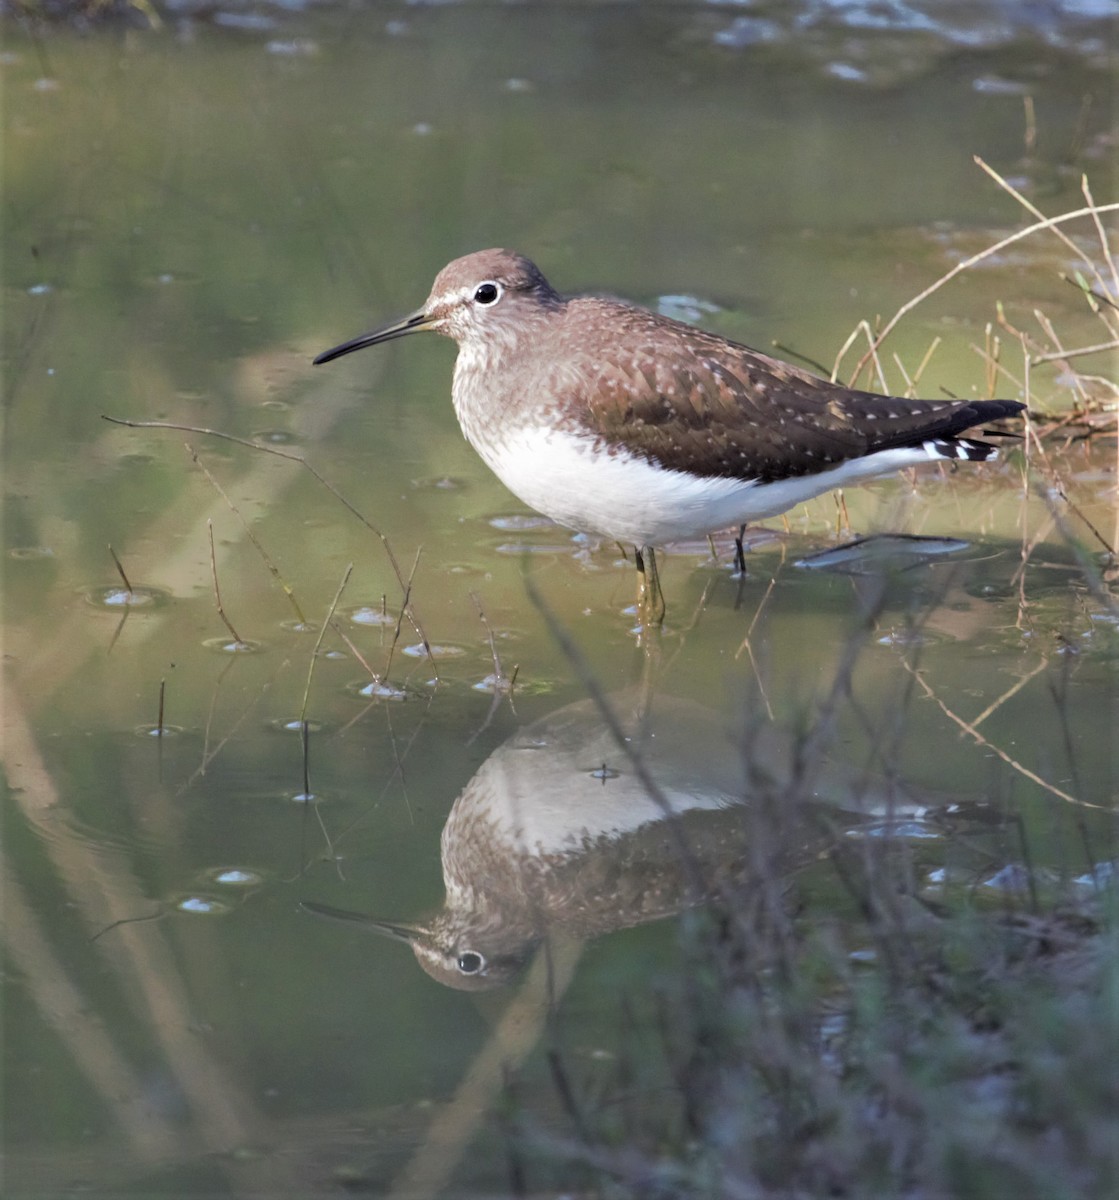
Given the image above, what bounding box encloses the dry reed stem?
[207,520,245,646]
[187,443,308,626]
[297,563,353,875]
[102,415,434,660]
[1033,309,1092,408]
[1080,174,1118,295]
[467,592,518,742]
[892,352,915,396]
[380,701,416,825]
[379,545,426,686]
[181,674,279,795]
[1031,339,1119,365]
[832,318,889,389]
[107,544,134,596]
[967,658,1050,732]
[843,193,1119,386]
[974,158,1112,296]
[300,562,353,725]
[900,660,1106,811]
[327,620,379,679]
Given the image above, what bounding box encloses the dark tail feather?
[930,433,1021,462]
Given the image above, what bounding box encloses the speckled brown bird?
[314,249,1025,610]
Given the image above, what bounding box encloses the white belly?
[471,425,937,546]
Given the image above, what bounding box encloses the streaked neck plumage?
[450,292,566,451]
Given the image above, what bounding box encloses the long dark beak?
[313,308,435,366]
[300,900,427,944]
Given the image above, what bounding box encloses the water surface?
[3,4,1116,1195]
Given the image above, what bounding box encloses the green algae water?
[3,3,1116,1195]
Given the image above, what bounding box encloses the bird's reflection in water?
[304,692,922,990]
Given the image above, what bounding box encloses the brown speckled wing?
[563,302,1021,483]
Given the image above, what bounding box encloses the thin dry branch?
[1080,174,1119,296]
[845,197,1119,385]
[974,157,1111,296]
[102,415,434,660]
[107,545,134,597]
[208,520,246,646]
[1030,339,1119,366]
[300,563,353,725]
[901,660,1107,812]
[187,443,308,627]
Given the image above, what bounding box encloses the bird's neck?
[451,306,560,447]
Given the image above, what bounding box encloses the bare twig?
[208,520,246,646]
[974,157,1111,296]
[300,563,353,725]
[179,675,279,795]
[467,592,518,743]
[901,660,1106,811]
[844,196,1119,384]
[1062,272,1119,312]
[1081,174,1119,296]
[833,319,888,390]
[967,658,1049,732]
[1033,309,1092,408]
[1031,339,1119,366]
[102,415,434,659]
[108,544,133,597]
[186,442,308,627]
[381,546,427,686]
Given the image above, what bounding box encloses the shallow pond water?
[2,3,1117,1196]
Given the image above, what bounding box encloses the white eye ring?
[473,281,501,305]
[457,951,485,974]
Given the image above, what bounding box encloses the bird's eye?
[457,951,485,975]
[473,282,500,305]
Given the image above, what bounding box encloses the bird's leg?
[733,525,748,576]
[634,545,666,626]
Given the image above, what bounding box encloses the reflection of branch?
[188,443,307,626]
[184,673,278,793]
[900,660,1106,811]
[301,563,353,724]
[208,519,246,646]
[2,675,287,1181]
[386,937,583,1200]
[734,575,776,720]
[967,658,1049,731]
[2,865,182,1162]
[103,415,434,660]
